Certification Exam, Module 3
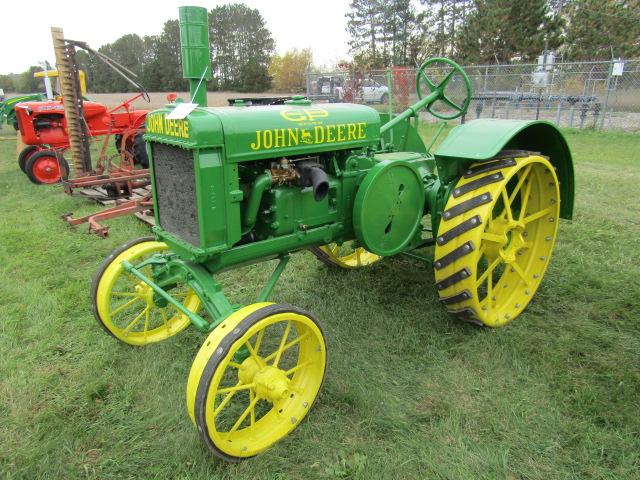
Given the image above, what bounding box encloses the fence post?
[599,61,613,130]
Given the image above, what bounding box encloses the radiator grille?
[151,143,200,246]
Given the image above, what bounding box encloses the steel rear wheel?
[309,242,381,268]
[91,237,201,346]
[434,153,561,327]
[187,303,327,460]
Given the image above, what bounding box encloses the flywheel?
[433,152,560,327]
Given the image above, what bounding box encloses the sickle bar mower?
[14,28,153,236]
[92,6,575,459]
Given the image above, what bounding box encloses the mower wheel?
[18,145,39,173]
[186,302,327,460]
[24,149,69,184]
[309,241,381,269]
[133,133,149,168]
[91,237,201,346]
[433,152,560,327]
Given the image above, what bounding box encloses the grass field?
[0,124,639,480]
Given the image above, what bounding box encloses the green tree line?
[3,3,274,94]
[347,0,640,68]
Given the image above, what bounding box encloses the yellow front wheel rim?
[310,241,381,268]
[92,238,201,346]
[187,303,327,460]
[434,154,560,327]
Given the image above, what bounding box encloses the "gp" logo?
[280,109,329,122]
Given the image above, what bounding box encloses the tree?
[0,75,16,92]
[564,0,640,60]
[415,1,474,58]
[456,0,563,63]
[209,4,275,91]
[17,66,42,93]
[346,0,419,67]
[269,49,313,92]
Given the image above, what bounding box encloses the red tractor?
[15,92,149,184]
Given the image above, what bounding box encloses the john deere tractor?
[91,6,574,460]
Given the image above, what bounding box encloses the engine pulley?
[353,160,425,256]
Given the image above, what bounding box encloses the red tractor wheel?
[18,146,40,173]
[24,149,70,185]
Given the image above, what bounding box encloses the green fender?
[434,119,574,219]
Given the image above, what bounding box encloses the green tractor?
[91,6,574,460]
[0,93,47,130]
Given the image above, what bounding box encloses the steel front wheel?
[433,152,560,327]
[91,237,201,346]
[309,242,381,268]
[187,303,327,460]
[24,149,69,184]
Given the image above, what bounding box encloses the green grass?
[0,125,639,479]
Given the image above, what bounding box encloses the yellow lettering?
[326,124,336,143]
[183,121,189,138]
[305,108,329,121]
[337,124,346,142]
[281,110,307,122]
[263,130,273,149]
[313,125,325,144]
[250,130,261,150]
[274,128,285,148]
[287,128,299,146]
[357,122,366,139]
[347,123,357,140]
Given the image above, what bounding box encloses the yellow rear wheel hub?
[434,153,560,327]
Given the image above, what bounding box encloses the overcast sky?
[0,0,351,74]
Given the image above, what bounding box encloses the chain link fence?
[306,59,640,132]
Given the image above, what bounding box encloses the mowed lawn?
[0,125,638,480]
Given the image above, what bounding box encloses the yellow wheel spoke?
[216,383,255,395]
[518,171,535,221]
[143,307,150,340]
[228,395,260,434]
[476,256,502,288]
[264,332,310,364]
[253,329,265,355]
[500,189,514,222]
[214,389,239,417]
[123,306,149,334]
[110,296,143,317]
[330,244,339,255]
[272,321,292,367]
[244,340,264,367]
[508,164,532,204]
[510,261,531,287]
[160,308,169,332]
[356,249,362,266]
[285,360,311,376]
[111,291,137,298]
[523,206,554,224]
[482,232,504,244]
[249,389,256,434]
[228,361,242,369]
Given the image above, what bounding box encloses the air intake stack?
[179,6,212,107]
